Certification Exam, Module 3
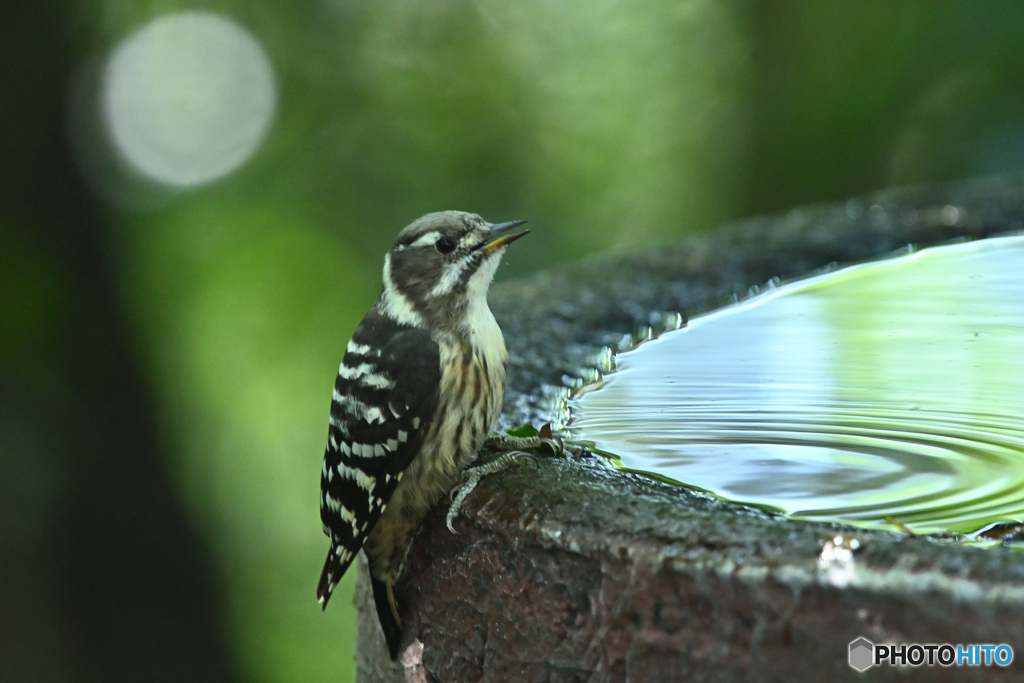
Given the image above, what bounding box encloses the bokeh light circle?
[102,11,277,187]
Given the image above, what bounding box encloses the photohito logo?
[848,638,874,671]
[848,637,1013,670]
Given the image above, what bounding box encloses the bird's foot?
[446,451,536,533]
[483,423,563,455]
[446,424,566,533]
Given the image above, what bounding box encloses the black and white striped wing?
[317,313,440,607]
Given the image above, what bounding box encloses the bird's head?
[379,211,528,332]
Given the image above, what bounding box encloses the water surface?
[568,236,1024,534]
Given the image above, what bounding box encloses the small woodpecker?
[316,211,528,659]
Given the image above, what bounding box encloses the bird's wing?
[317,310,440,607]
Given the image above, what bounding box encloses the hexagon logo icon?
[849,637,874,671]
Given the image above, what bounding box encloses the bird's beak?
[481,220,529,253]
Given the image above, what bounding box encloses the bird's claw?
[445,451,532,533]
[483,423,563,456]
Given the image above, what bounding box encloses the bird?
[316,211,529,659]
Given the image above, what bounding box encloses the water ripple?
[569,235,1024,535]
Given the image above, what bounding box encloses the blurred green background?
[3,2,1024,681]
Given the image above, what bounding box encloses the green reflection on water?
[569,235,1024,535]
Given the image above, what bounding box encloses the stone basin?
[356,176,1024,683]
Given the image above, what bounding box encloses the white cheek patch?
[380,253,426,327]
[430,257,472,298]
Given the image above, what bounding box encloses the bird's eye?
[435,236,457,254]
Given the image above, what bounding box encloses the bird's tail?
[370,575,404,660]
[317,549,341,610]
[318,543,358,609]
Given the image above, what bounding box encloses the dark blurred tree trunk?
[0,5,236,681]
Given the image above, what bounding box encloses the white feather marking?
[409,231,441,248]
[337,462,377,493]
[398,429,408,443]
[374,443,386,457]
[346,340,373,356]
[463,251,508,368]
[387,438,398,451]
[412,417,421,429]
[338,362,372,380]
[337,363,395,390]
[430,257,471,298]
[329,434,338,450]
[340,505,360,537]
[333,394,383,424]
[362,372,394,389]
[380,253,425,327]
[340,441,351,456]
[326,494,341,512]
